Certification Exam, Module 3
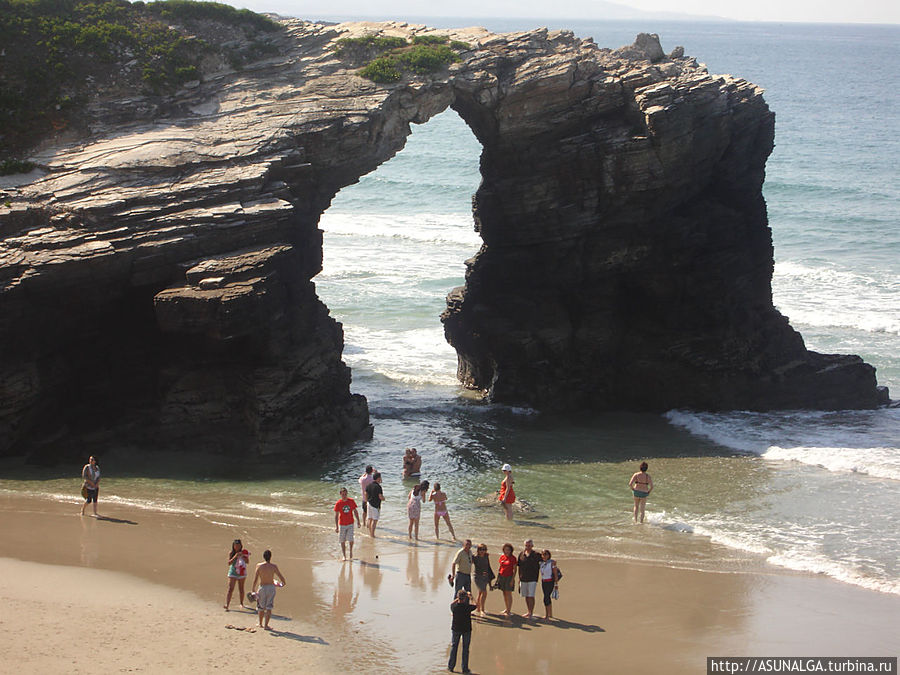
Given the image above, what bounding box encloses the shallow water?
[2,20,898,598]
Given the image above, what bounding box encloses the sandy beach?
[1,493,897,673]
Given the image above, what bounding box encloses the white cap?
[501,463,512,471]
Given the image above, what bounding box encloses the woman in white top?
[407,481,426,540]
[539,549,559,620]
[80,455,101,516]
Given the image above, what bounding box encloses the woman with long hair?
[224,539,249,610]
[429,482,457,540]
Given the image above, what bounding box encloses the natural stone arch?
[0,20,885,462]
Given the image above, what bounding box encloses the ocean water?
[2,21,898,598]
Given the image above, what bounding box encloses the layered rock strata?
[0,20,886,460]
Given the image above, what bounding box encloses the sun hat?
[501,463,512,471]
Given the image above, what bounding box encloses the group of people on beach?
[80,449,651,666]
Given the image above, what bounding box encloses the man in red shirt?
[333,487,361,560]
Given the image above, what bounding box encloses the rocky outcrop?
[0,21,886,460]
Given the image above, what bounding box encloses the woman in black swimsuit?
[628,461,653,523]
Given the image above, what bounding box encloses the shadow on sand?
[267,630,328,644]
[477,613,604,633]
[94,515,138,525]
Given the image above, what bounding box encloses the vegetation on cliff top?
[333,33,471,84]
[0,0,281,167]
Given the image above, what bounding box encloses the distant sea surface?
[3,21,898,596]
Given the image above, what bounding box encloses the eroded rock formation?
[0,20,886,460]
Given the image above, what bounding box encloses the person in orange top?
[496,542,517,616]
[333,487,361,560]
[498,463,515,520]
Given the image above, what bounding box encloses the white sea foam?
[664,410,770,454]
[650,511,774,556]
[240,502,319,518]
[773,260,900,335]
[320,212,482,248]
[763,445,900,481]
[342,325,460,386]
[766,550,900,595]
[651,511,900,595]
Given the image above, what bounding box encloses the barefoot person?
[333,487,361,560]
[472,543,495,616]
[407,482,423,539]
[251,549,286,630]
[80,455,100,516]
[365,472,385,537]
[539,549,559,620]
[429,482,456,540]
[224,539,249,610]
[358,465,375,529]
[498,463,515,520]
[517,539,540,619]
[496,543,517,616]
[448,589,476,674]
[629,461,653,523]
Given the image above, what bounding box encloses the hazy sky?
[230,0,899,24]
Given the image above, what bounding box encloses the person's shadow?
[94,515,138,525]
[267,630,328,644]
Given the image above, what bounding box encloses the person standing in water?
[498,463,515,520]
[366,472,385,537]
[333,487,361,560]
[407,482,423,540]
[629,461,653,523]
[430,482,456,540]
[358,465,375,529]
[402,447,422,478]
[80,455,101,517]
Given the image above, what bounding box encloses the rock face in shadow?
[0,22,886,460]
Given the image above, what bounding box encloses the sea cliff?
[0,13,886,460]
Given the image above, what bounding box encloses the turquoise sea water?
[2,21,898,597]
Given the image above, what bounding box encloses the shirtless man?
[251,549,286,630]
[402,448,422,478]
[429,482,456,540]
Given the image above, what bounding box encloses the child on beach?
[430,482,456,540]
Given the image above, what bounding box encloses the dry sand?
[0,493,897,673]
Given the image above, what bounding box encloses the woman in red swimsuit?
[498,463,515,520]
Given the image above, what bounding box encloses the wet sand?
[1,493,897,673]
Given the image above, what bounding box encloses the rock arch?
[0,21,885,461]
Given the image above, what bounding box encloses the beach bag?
[81,486,89,499]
